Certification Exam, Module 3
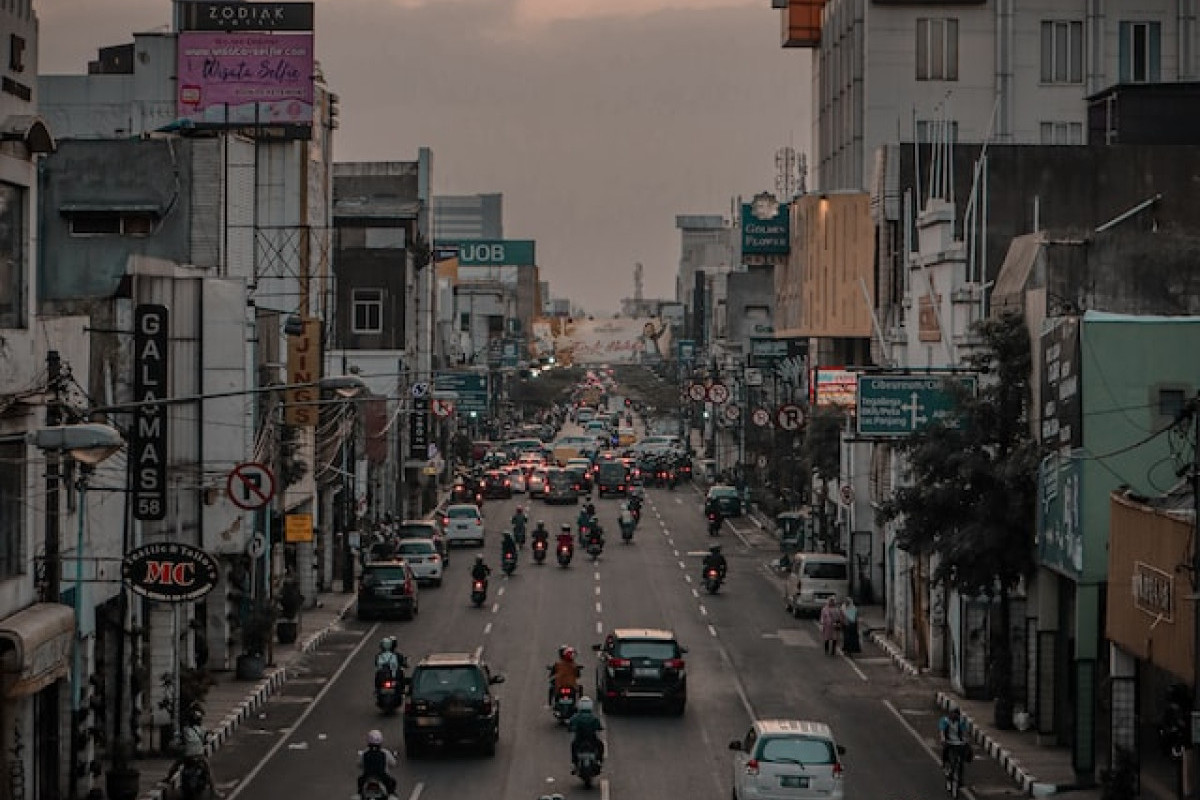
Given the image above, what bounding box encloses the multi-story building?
[433,193,503,241]
[675,214,734,343]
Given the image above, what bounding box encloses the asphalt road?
[204,462,1024,799]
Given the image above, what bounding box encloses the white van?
[788,554,850,617]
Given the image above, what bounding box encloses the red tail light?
[706,569,718,579]
[608,657,630,668]
[559,687,573,696]
[665,658,686,670]
[480,696,493,715]
[833,761,845,778]
[745,758,760,776]
[430,554,440,562]
[504,479,511,487]
[473,580,485,591]
[382,680,396,690]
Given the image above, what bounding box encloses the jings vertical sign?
[286,318,322,426]
[133,305,169,521]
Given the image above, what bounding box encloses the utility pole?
[43,350,63,800]
[1191,395,1200,799]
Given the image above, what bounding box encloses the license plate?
[780,776,809,789]
[414,716,442,727]
[633,667,658,678]
[455,523,469,529]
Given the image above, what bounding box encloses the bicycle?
[943,743,968,798]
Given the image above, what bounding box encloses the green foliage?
[800,406,844,483]
[278,423,309,489]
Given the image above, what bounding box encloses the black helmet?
[709,544,722,554]
[561,523,571,532]
[186,703,204,725]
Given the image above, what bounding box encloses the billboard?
[741,193,790,256]
[531,317,673,366]
[177,31,315,127]
[180,2,315,31]
[446,240,536,266]
[811,368,857,410]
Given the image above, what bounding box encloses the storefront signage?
[452,240,536,266]
[286,317,321,426]
[122,542,221,603]
[133,305,169,521]
[1041,317,1082,450]
[284,513,314,543]
[180,2,315,31]
[409,395,431,460]
[1132,561,1173,621]
[741,193,790,256]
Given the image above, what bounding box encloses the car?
[505,466,527,493]
[356,559,419,620]
[617,427,638,447]
[706,484,743,517]
[393,538,444,586]
[482,469,513,499]
[403,652,505,757]
[526,468,548,497]
[564,464,592,495]
[593,627,687,714]
[729,720,846,800]
[788,554,850,616]
[450,481,482,506]
[443,503,485,547]
[543,468,579,504]
[595,459,629,497]
[397,519,449,565]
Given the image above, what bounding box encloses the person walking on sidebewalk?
[819,596,844,656]
[840,596,860,655]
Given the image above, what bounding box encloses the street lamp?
[319,376,367,594]
[30,422,123,800]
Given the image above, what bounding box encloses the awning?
[0,603,74,698]
[0,114,54,153]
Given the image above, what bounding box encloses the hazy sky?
[37,0,810,313]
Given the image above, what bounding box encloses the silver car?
[526,468,548,497]
[394,538,444,586]
[729,720,846,800]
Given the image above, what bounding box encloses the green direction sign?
[434,371,489,414]
[677,339,695,363]
[856,374,977,436]
[453,240,536,266]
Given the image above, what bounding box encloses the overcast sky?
[37,0,810,314]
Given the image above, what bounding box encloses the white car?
[442,503,485,547]
[394,538,444,586]
[506,467,527,493]
[729,720,846,800]
[526,468,548,496]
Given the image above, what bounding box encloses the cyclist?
[938,706,970,777]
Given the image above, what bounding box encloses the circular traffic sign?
[751,408,772,427]
[707,382,730,404]
[775,404,806,432]
[688,383,707,402]
[411,381,431,399]
[227,462,276,510]
[432,398,455,418]
[723,404,741,422]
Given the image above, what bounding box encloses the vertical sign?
[133,305,169,521]
[286,318,321,426]
[409,396,430,460]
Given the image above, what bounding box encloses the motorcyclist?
[568,696,605,770]
[702,544,727,580]
[166,703,215,795]
[511,506,528,543]
[576,506,592,532]
[356,729,398,797]
[707,506,724,534]
[501,530,519,560]
[532,520,550,544]
[618,504,635,537]
[547,645,581,705]
[556,524,575,555]
[585,522,605,549]
[471,554,492,582]
[584,501,596,519]
[374,636,402,681]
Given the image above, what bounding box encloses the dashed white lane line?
[594,570,601,581]
[698,605,708,617]
[497,586,505,596]
[594,585,601,595]
[406,782,425,800]
[595,602,602,614]
[843,651,868,682]
[474,645,484,660]
[677,560,686,569]
[491,603,500,613]
[708,625,717,637]
[691,589,700,598]
[595,620,603,634]
[483,622,492,635]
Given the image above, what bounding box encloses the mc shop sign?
[122,542,220,603]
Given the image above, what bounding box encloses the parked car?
[443,503,485,547]
[356,559,419,621]
[393,538,444,586]
[787,554,850,616]
[593,627,687,714]
[403,652,505,757]
[729,720,846,800]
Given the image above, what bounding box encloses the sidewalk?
[136,586,358,800]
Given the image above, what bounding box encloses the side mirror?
[591,643,602,652]
[837,745,846,755]
[490,674,506,685]
[728,740,744,751]
[679,646,689,654]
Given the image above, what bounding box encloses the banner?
[177,31,315,127]
[133,305,168,521]
[286,317,321,426]
[531,317,673,366]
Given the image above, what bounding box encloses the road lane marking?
[596,620,603,634]
[497,586,505,596]
[698,605,708,617]
[224,620,379,800]
[483,622,492,635]
[883,699,978,799]
[692,589,699,598]
[708,624,717,637]
[601,777,611,800]
[678,560,686,569]
[491,603,500,613]
[595,585,601,595]
[407,783,425,800]
[596,602,603,613]
[474,645,484,659]
[843,652,868,682]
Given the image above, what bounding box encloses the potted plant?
[236,600,275,680]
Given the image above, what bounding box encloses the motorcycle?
[532,538,548,564]
[179,758,211,800]
[557,542,573,567]
[586,534,604,562]
[707,512,721,536]
[470,578,488,607]
[620,520,635,543]
[577,521,592,548]
[703,566,723,595]
[513,524,527,547]
[374,665,404,714]
[551,682,580,724]
[574,740,603,788]
[502,550,517,576]
[356,776,392,800]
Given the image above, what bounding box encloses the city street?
[202,480,1023,800]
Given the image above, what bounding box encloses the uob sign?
[122,543,220,603]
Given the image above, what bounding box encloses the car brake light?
[608,657,630,668]
[745,759,760,776]
[833,761,844,778]
[665,658,685,670]
[382,680,396,689]
[559,686,573,696]
[430,554,440,562]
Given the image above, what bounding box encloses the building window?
[1039,122,1083,144]
[1041,21,1083,83]
[363,227,405,249]
[0,182,25,328]
[68,211,155,237]
[916,119,959,143]
[916,18,958,81]
[0,439,25,579]
[1119,21,1161,83]
[351,288,383,334]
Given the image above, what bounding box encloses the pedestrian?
[840,596,860,655]
[819,596,843,656]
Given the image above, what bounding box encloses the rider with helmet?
[568,697,605,770]
[548,644,581,705]
[501,530,519,559]
[357,729,398,797]
[375,636,401,676]
[556,523,575,555]
[471,554,492,582]
[532,519,550,544]
[511,506,528,545]
[702,544,727,580]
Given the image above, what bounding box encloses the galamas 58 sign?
[122,543,221,603]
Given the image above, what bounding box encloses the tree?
[800,405,846,551]
[878,311,1039,728]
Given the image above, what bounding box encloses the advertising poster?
[531,318,673,366]
[177,31,315,126]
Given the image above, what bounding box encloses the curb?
[935,690,1044,796]
[144,594,357,800]
[865,626,921,677]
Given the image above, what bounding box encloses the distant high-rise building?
[433,193,503,240]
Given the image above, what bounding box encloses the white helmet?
[366,729,383,746]
[578,696,594,713]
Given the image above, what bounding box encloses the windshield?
[411,667,485,699]
[803,562,848,580]
[398,524,436,538]
[396,541,435,555]
[447,506,480,520]
[756,736,836,765]
[615,640,679,660]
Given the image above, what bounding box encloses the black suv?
[594,460,629,497]
[403,653,505,756]
[593,628,687,715]
[356,560,419,621]
[481,470,513,499]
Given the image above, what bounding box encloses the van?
[787,554,849,617]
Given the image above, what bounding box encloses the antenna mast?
[633,262,644,302]
[775,146,798,200]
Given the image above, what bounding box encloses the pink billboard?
[177,31,314,126]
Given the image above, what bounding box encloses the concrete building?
[433,193,503,241]
[778,0,1200,191]
[675,214,734,339]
